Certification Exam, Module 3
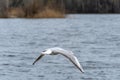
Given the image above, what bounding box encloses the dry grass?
[0,1,65,18]
[7,8,25,18]
[6,7,65,18]
[33,7,65,18]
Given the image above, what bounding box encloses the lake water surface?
[0,14,120,80]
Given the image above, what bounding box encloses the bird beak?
[33,54,44,65]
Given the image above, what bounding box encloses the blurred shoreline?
[5,7,65,18]
[0,0,120,18]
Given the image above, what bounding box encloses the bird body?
[33,47,84,73]
[48,47,73,55]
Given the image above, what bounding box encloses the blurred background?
[0,0,120,18]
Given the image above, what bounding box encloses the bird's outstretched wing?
[33,54,44,65]
[59,51,84,73]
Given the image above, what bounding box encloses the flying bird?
[33,47,84,73]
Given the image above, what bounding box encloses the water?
[0,14,120,80]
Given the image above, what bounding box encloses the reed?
[27,0,65,18]
[0,0,65,18]
[7,7,25,18]
[33,7,65,18]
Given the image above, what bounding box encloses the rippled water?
[0,14,120,80]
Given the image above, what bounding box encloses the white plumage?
[33,47,84,73]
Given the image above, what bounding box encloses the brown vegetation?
[1,0,120,18]
[7,8,25,18]
[0,0,65,18]
[33,7,65,18]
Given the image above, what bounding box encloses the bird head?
[41,49,52,55]
[32,49,52,65]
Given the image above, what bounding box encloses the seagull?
[33,47,84,73]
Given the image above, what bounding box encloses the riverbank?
[0,0,120,18]
[1,7,65,18]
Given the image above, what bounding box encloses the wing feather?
[33,54,44,65]
[59,51,84,73]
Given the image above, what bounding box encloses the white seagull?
[33,47,84,73]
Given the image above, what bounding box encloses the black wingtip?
[81,71,85,73]
[80,69,85,73]
[32,62,35,65]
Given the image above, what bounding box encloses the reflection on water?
[0,15,120,80]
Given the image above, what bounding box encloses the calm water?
[0,14,120,80]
